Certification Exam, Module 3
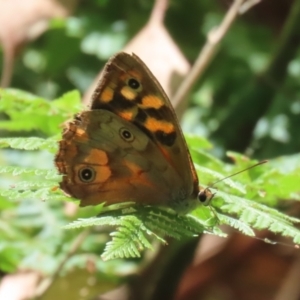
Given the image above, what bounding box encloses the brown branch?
[0,44,15,87]
[127,237,200,300]
[149,0,169,25]
[173,0,258,109]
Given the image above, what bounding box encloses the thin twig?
[34,229,91,299]
[173,0,259,109]
[239,0,261,14]
[149,0,169,25]
[0,44,14,88]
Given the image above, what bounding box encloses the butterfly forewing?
[91,53,199,196]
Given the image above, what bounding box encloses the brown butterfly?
[55,52,212,214]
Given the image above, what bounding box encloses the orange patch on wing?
[84,149,108,165]
[74,128,89,143]
[95,165,111,183]
[76,128,88,137]
[140,95,164,109]
[101,87,114,102]
[144,117,175,134]
[121,86,137,100]
[118,109,136,121]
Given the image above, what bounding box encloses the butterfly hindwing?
[56,110,189,208]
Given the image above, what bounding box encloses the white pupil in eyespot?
[82,169,91,179]
[122,130,131,139]
[79,168,94,182]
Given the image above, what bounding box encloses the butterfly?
[55,52,213,214]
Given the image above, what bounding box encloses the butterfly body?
[55,52,209,213]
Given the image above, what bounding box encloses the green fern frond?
[100,207,211,260]
[0,89,81,135]
[64,215,135,230]
[0,166,59,180]
[63,205,216,260]
[145,209,205,239]
[103,228,144,260]
[0,137,57,152]
[65,213,153,260]
[219,191,299,225]
[0,186,55,201]
[217,213,255,236]
[4,181,56,190]
[273,224,300,244]
[0,165,61,202]
[216,191,300,243]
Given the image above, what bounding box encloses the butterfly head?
[197,187,215,206]
[168,186,215,214]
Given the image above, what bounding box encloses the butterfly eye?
[198,191,207,203]
[78,167,96,182]
[119,127,135,142]
[127,78,141,91]
[198,188,214,206]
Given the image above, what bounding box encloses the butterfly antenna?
[210,160,268,188]
[198,160,268,207]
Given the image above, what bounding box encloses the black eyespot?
[78,167,96,182]
[128,78,140,89]
[119,127,134,142]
